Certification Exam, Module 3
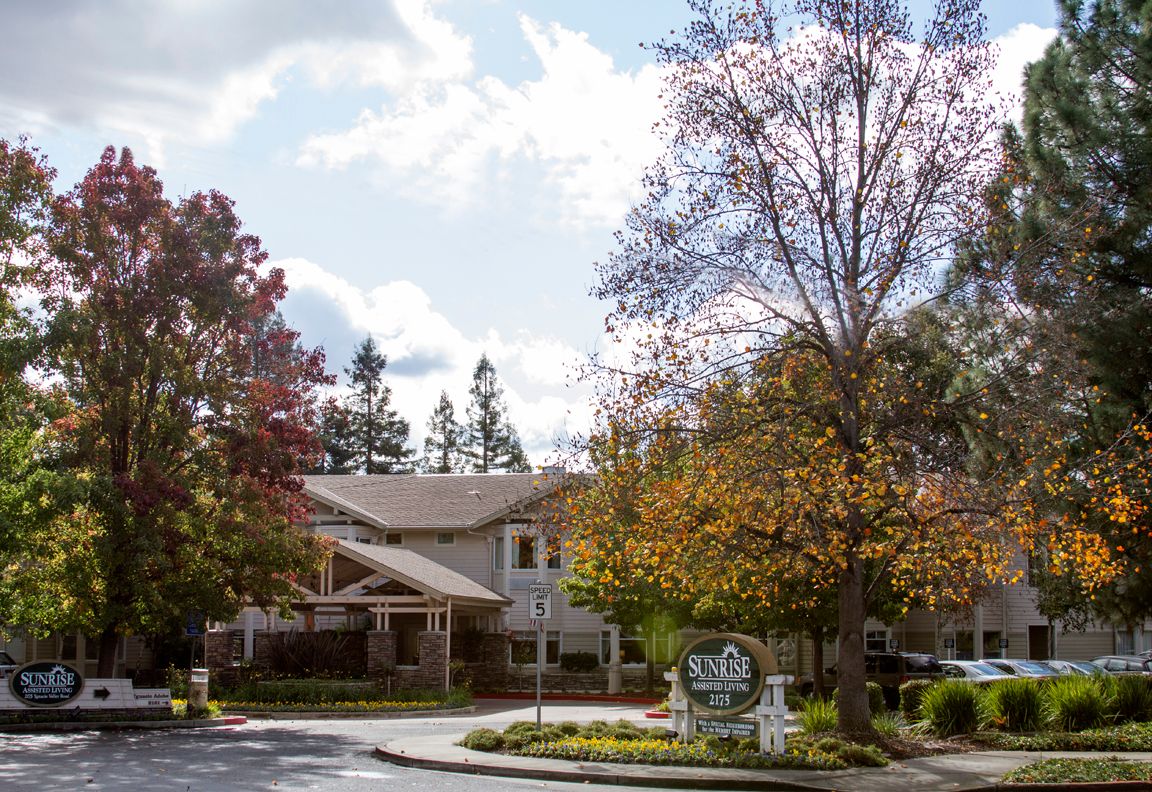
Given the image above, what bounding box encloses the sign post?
[529,582,552,729]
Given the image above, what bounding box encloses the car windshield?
[903,655,942,672]
[969,662,1008,676]
[1017,662,1055,674]
[0,650,14,665]
[1070,662,1101,674]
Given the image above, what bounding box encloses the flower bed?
[457,719,886,771]
[1003,757,1152,784]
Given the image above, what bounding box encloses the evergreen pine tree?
[967,0,1152,630]
[311,398,357,473]
[345,336,413,473]
[421,390,463,473]
[462,354,532,473]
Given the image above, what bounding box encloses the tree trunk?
[836,553,871,732]
[811,624,826,699]
[645,627,655,693]
[96,626,119,678]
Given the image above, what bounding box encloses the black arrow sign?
[93,687,111,700]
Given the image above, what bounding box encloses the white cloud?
[990,24,1058,123]
[276,257,593,466]
[0,0,472,162]
[297,14,666,227]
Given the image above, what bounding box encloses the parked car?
[939,660,1012,683]
[1043,659,1107,676]
[982,659,1061,679]
[1092,655,1152,675]
[0,650,17,678]
[797,651,944,709]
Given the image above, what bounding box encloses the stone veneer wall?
[395,632,447,690]
[366,631,397,680]
[204,630,233,671]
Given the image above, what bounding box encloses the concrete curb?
[226,705,476,720]
[373,733,1152,792]
[374,742,820,791]
[0,715,246,733]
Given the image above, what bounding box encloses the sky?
[0,0,1061,467]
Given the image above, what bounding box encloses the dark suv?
[798,651,944,709]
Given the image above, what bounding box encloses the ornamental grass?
[918,681,983,737]
[1044,675,1108,732]
[985,678,1043,732]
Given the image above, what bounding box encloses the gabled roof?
[303,473,561,529]
[335,540,513,606]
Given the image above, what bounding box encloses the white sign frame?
[528,583,552,620]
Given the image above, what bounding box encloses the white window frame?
[435,532,456,546]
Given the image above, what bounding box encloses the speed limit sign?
[529,583,552,620]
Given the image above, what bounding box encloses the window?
[493,537,504,570]
[601,630,672,666]
[509,535,561,570]
[512,536,535,569]
[384,533,403,546]
[436,532,455,545]
[510,630,560,665]
[355,537,371,544]
[864,630,888,652]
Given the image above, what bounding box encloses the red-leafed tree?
[10,146,333,676]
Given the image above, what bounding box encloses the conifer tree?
[462,354,531,473]
[344,336,413,473]
[421,390,463,473]
[969,0,1152,631]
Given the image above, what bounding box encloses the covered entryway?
[207,540,512,689]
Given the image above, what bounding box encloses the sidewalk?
[375,731,1152,791]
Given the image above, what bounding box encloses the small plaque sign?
[943,638,955,649]
[9,661,84,707]
[696,717,758,738]
[133,688,173,708]
[999,638,1009,649]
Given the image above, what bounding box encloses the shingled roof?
[303,473,561,529]
[336,540,512,605]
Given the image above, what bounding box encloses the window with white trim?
[436,532,455,545]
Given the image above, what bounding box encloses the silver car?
[1043,659,1106,676]
[983,658,1061,679]
[940,660,1012,683]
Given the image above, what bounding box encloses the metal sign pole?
[536,618,543,730]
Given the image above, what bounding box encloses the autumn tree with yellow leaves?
[574,0,1044,731]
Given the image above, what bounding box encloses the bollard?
[189,668,209,710]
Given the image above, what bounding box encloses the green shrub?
[554,720,582,737]
[1044,675,1108,732]
[1111,675,1152,724]
[834,682,886,714]
[504,720,542,735]
[836,743,888,767]
[986,678,1043,732]
[919,680,983,737]
[797,696,838,735]
[558,651,600,673]
[899,679,936,719]
[458,728,504,752]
